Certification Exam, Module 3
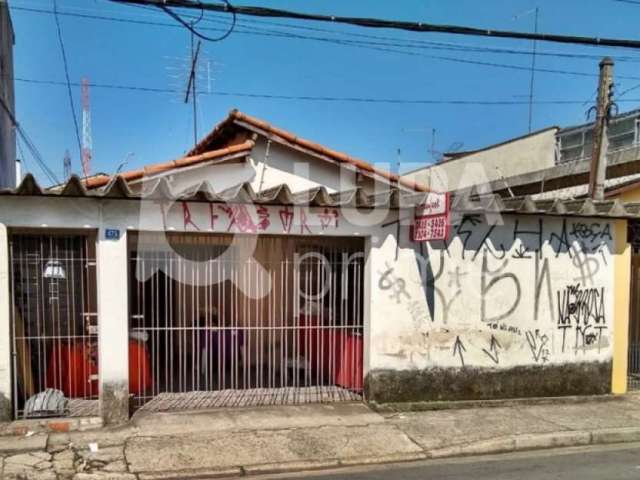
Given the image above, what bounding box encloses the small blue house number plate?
[105,228,120,240]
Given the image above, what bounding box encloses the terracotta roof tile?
[189,109,429,192]
[84,140,254,189]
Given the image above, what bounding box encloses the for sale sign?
[412,192,450,241]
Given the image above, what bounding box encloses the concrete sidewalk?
[3,395,640,479]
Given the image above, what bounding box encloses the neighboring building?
[403,109,640,195]
[0,111,633,427]
[403,127,559,191]
[0,1,15,188]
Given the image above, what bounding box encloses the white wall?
[369,215,614,371]
[128,137,387,196]
[403,128,559,192]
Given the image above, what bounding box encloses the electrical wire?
[52,0,83,165]
[19,4,639,63]
[14,6,640,81]
[14,76,640,105]
[16,136,30,180]
[159,0,236,41]
[0,94,59,185]
[109,0,640,50]
[618,81,640,98]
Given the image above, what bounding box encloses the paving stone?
[0,434,48,455]
[77,446,124,464]
[73,472,137,479]
[5,452,50,467]
[31,451,52,461]
[101,460,128,473]
[53,449,75,464]
[35,460,53,470]
[3,461,56,479]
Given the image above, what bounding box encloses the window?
[557,114,640,164]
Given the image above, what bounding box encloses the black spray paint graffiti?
[430,217,611,332]
[452,336,466,367]
[512,219,543,257]
[449,216,611,262]
[482,335,502,365]
[418,250,463,324]
[378,263,411,304]
[481,251,521,324]
[534,257,552,322]
[570,223,612,243]
[526,329,550,363]
[380,216,612,366]
[557,283,607,353]
[571,246,601,286]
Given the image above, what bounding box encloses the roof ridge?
[83,140,254,190]
[195,109,429,192]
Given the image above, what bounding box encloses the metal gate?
[129,234,364,411]
[629,252,640,390]
[9,233,98,418]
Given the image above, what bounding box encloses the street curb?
[591,426,640,444]
[513,431,592,451]
[369,394,625,413]
[255,427,640,477]
[137,467,244,479]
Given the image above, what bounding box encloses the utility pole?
[588,57,614,201]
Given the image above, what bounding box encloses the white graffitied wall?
[369,214,615,372]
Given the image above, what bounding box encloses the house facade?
[0,112,633,425]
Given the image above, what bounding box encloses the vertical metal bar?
[218,259,223,391]
[283,257,289,389]
[10,239,18,418]
[169,252,174,396]
[316,251,322,389]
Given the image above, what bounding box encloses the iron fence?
[129,236,364,410]
[9,233,98,418]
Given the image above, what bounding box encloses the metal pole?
[588,57,614,201]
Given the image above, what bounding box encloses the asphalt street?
[260,443,640,480]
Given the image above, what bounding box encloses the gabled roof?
[189,109,428,192]
[82,140,255,189]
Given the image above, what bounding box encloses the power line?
[15,5,640,82]
[0,94,59,185]
[16,3,640,64]
[14,76,640,105]
[109,0,640,49]
[618,81,640,98]
[159,0,236,42]
[52,0,83,165]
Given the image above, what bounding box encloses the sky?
[10,0,640,185]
